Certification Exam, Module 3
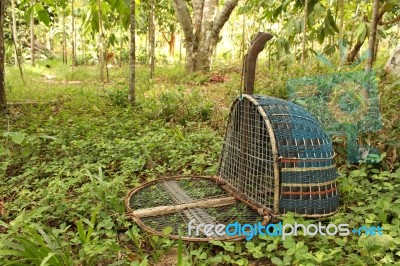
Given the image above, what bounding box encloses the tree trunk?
[0,0,7,113]
[119,22,123,67]
[46,27,53,51]
[82,33,86,64]
[366,0,379,71]
[373,33,379,63]
[105,42,109,83]
[338,0,344,64]
[301,0,309,65]
[338,0,344,41]
[62,10,67,64]
[128,0,136,105]
[149,0,155,78]
[240,13,245,61]
[169,32,175,57]
[179,32,182,62]
[173,0,238,72]
[98,0,104,83]
[346,39,364,63]
[30,0,35,66]
[71,0,77,66]
[11,0,24,83]
[11,0,18,66]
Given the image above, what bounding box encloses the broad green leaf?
[313,2,325,17]
[162,226,173,235]
[0,145,10,156]
[294,18,302,34]
[327,9,339,33]
[271,257,284,266]
[33,2,45,11]
[356,23,367,42]
[317,27,325,44]
[38,10,51,26]
[273,5,283,19]
[283,237,296,249]
[286,19,295,36]
[11,132,25,145]
[324,16,334,35]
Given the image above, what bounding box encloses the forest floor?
[0,59,400,265]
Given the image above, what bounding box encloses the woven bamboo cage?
[125,33,339,241]
[218,94,338,217]
[217,32,338,217]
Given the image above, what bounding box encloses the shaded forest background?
[0,0,400,265]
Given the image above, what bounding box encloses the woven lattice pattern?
[218,97,275,210]
[127,177,261,240]
[218,95,339,217]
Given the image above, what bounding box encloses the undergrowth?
[0,60,399,265]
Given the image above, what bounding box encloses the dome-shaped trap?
[218,94,338,217]
[125,33,339,241]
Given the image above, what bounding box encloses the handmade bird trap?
[287,70,381,163]
[126,33,339,242]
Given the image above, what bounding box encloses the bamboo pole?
[132,197,237,218]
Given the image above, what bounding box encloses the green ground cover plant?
[0,60,399,265]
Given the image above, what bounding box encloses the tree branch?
[212,0,238,38]
[377,3,388,21]
[173,0,194,45]
[161,32,169,43]
[366,0,380,71]
[379,14,400,26]
[193,0,205,38]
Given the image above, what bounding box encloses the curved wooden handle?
[244,32,273,95]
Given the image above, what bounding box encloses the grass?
[0,58,400,265]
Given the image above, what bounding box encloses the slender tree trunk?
[179,32,182,63]
[11,0,18,66]
[105,42,109,83]
[11,0,24,82]
[129,0,136,105]
[346,6,364,64]
[46,27,52,51]
[241,13,245,61]
[149,0,155,78]
[62,10,67,64]
[169,32,175,57]
[366,0,379,71]
[338,0,344,64]
[349,22,355,48]
[98,0,104,83]
[71,0,76,66]
[301,0,309,65]
[82,33,85,64]
[30,0,35,66]
[346,40,364,63]
[145,26,148,59]
[119,22,123,67]
[373,33,379,63]
[11,29,24,83]
[0,0,7,113]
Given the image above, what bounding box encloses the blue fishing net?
[287,70,381,163]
